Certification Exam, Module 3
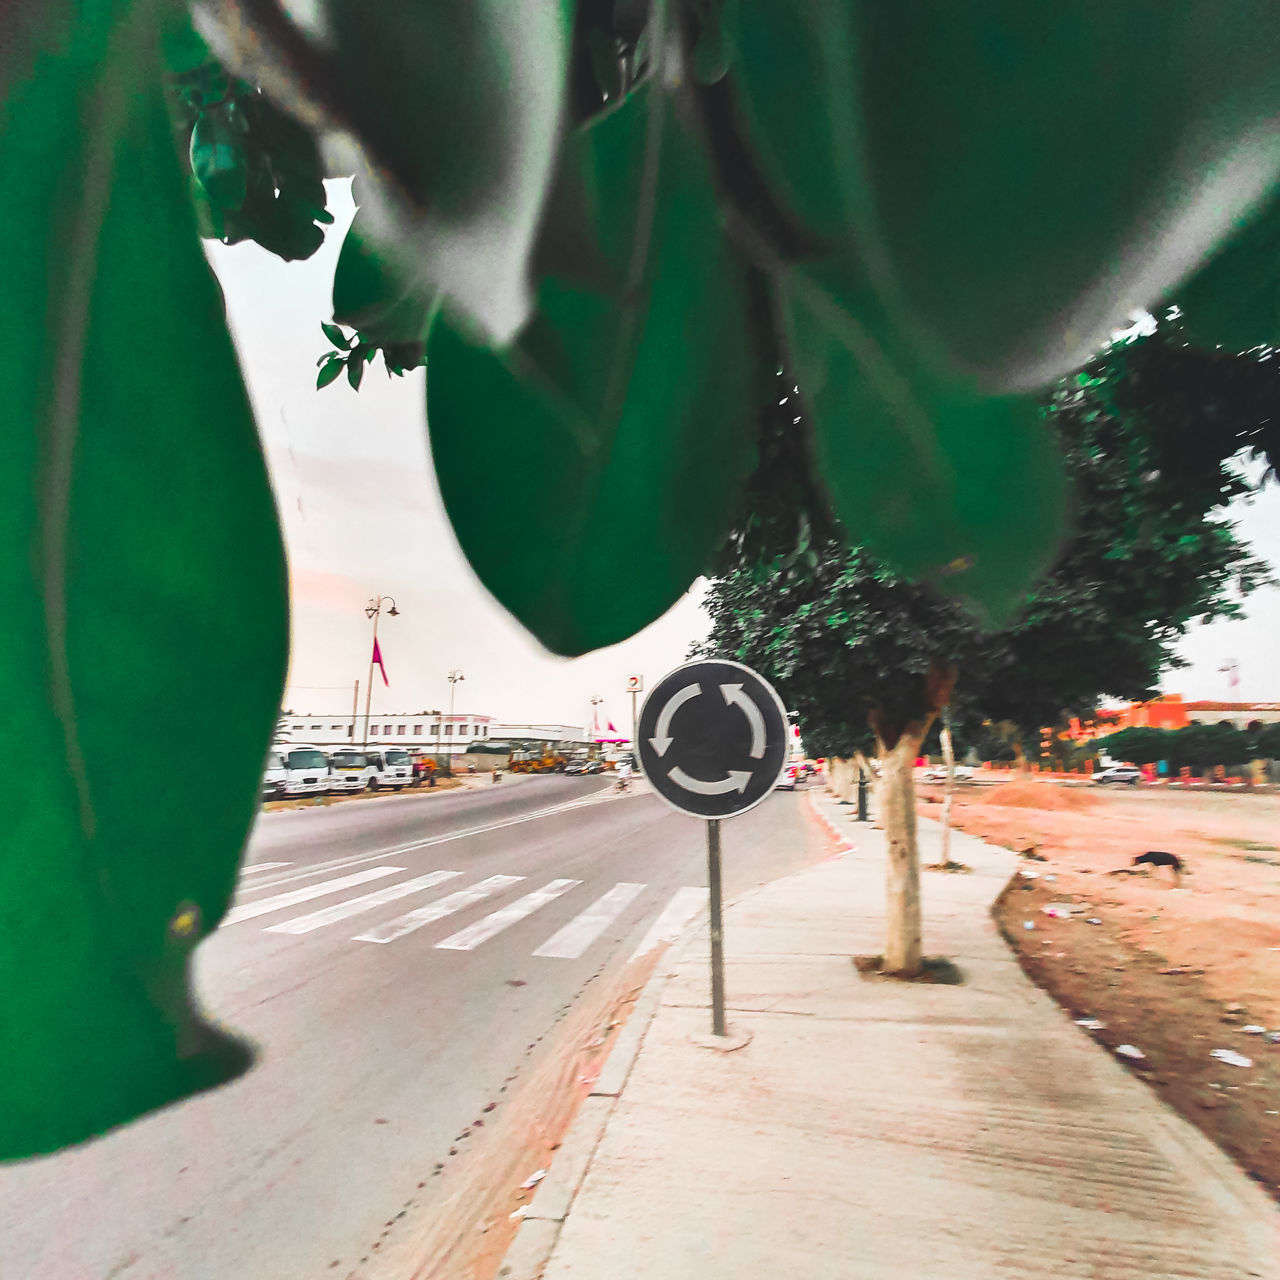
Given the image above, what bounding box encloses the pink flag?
[607,720,617,732]
[372,638,389,686]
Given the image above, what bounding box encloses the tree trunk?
[938,712,955,867]
[880,732,927,975]
[869,662,958,979]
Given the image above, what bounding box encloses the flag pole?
[363,607,379,748]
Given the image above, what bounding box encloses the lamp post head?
[388,605,400,617]
[364,603,377,619]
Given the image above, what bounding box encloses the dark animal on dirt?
[1132,850,1184,884]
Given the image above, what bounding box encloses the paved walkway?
[506,789,1280,1279]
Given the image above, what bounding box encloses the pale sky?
[208,181,1279,727]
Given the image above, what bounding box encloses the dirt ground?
[919,779,1280,1202]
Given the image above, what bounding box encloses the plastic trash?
[1267,1031,1280,1045]
[1042,906,1069,919]
[510,1205,529,1220]
[1115,1044,1145,1059]
[1023,921,1035,931]
[1075,1017,1106,1031]
[1086,918,1102,925]
[521,1169,548,1189]
[1210,1048,1253,1068]
[1242,1024,1267,1035]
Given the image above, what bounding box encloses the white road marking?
[533,882,646,959]
[242,791,615,894]
[223,867,403,925]
[629,886,707,960]
[354,875,524,945]
[435,879,581,952]
[264,870,463,935]
[241,861,292,874]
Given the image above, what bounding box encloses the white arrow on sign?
[720,683,765,759]
[649,682,701,757]
[669,766,752,795]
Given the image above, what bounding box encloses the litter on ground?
[1115,1044,1146,1060]
[1075,1017,1106,1031]
[1210,1049,1254,1068]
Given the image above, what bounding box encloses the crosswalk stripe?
[435,879,581,952]
[353,875,524,945]
[533,883,647,959]
[629,886,707,960]
[224,866,403,925]
[264,870,463,935]
[242,861,292,874]
[242,790,616,894]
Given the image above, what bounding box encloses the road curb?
[806,788,857,853]
[495,939,682,1279]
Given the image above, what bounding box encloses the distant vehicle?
[262,749,288,800]
[328,748,376,793]
[920,765,974,783]
[279,744,331,797]
[365,746,414,790]
[564,754,592,775]
[1094,765,1143,786]
[585,760,605,774]
[775,763,800,791]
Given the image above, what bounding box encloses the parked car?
[365,746,414,790]
[328,748,376,793]
[775,763,800,790]
[1093,765,1143,785]
[920,765,974,783]
[262,749,288,799]
[278,743,331,797]
[564,757,591,775]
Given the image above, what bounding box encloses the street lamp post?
[437,669,464,772]
[362,595,399,747]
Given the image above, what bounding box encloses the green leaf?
[426,88,755,655]
[1172,193,1280,351]
[316,357,345,388]
[781,263,1069,626]
[725,2,1280,389]
[347,351,364,390]
[332,216,435,345]
[0,0,288,1157]
[316,0,572,343]
[321,321,350,350]
[190,106,248,211]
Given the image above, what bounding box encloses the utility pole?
[350,679,359,740]
[362,595,399,747]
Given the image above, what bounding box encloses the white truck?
[364,746,414,790]
[327,748,377,793]
[277,744,331,797]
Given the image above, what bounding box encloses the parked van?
[365,746,414,790]
[327,748,377,793]
[262,748,288,799]
[279,743,331,797]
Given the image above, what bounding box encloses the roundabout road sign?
[637,659,789,819]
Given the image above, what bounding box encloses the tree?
[12,0,1280,1154]
[705,331,1268,976]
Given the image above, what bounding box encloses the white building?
[275,714,589,759]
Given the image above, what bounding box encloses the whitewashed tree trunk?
[880,732,926,975]
[938,713,955,866]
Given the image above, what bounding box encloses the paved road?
[0,776,820,1280]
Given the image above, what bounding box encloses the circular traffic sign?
[637,659,789,818]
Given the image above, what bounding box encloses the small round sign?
[637,659,789,818]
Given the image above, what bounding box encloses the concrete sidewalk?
[505,789,1280,1279]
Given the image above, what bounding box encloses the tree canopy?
[704,323,1272,761]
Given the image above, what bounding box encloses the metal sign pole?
[707,818,726,1037]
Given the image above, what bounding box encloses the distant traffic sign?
[637,660,788,818]
[626,674,644,693]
